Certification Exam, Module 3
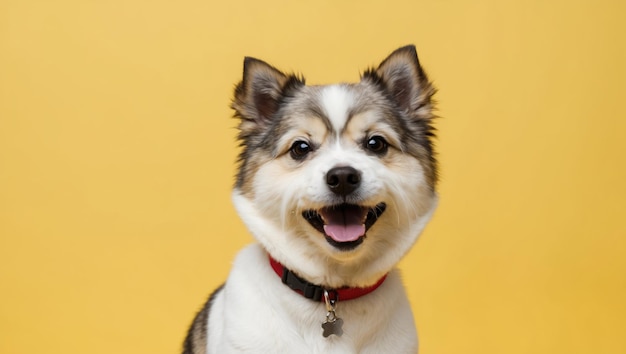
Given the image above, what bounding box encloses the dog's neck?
[268,255,387,302]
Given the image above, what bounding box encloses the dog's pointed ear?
[232,57,304,132]
[364,45,435,115]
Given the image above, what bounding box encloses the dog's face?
[231,46,437,287]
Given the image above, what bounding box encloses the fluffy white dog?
[184,45,438,354]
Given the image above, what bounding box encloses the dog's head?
[231,45,438,288]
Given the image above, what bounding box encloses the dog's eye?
[365,136,388,155]
[290,140,312,160]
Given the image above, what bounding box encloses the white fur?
[320,85,355,133]
[208,244,418,353]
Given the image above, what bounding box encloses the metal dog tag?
[322,290,343,337]
[322,311,343,337]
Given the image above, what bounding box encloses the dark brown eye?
[365,136,388,155]
[290,140,312,160]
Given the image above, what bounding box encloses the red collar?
[269,255,387,302]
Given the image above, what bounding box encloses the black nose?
[326,166,361,196]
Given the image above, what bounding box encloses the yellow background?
[1,0,625,353]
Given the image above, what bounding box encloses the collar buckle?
[281,265,324,301]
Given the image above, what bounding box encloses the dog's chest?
[206,244,418,354]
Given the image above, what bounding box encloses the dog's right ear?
[362,45,435,118]
[232,57,304,134]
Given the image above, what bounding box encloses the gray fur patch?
[182,284,224,354]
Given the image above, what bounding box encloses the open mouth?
[302,202,387,250]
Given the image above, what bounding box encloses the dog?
[183,45,438,354]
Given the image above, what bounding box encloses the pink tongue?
[323,224,366,242]
[319,205,367,242]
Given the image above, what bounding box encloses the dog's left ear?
[364,45,435,115]
[232,57,305,135]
